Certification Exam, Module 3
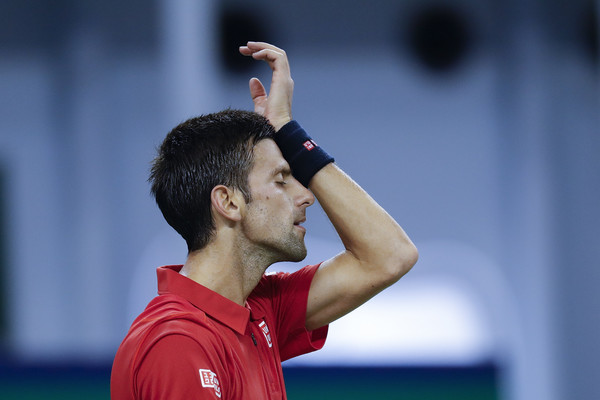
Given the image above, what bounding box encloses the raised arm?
[304,163,418,330]
[240,42,418,331]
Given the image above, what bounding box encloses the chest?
[224,318,286,400]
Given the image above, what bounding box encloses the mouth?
[293,217,307,232]
[293,216,306,226]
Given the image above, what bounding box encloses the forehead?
[251,138,289,176]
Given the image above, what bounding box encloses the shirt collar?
[156,265,250,335]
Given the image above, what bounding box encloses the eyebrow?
[270,164,292,178]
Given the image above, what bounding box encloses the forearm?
[309,163,418,280]
[243,42,418,330]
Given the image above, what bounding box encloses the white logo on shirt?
[199,369,221,398]
[259,321,272,348]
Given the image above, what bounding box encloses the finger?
[240,42,287,64]
[249,78,267,115]
[244,41,285,54]
[239,41,289,68]
[249,48,285,62]
[239,45,253,56]
[247,49,291,79]
[239,42,283,56]
[249,77,267,102]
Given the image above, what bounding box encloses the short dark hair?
[149,109,275,253]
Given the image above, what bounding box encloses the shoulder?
[253,264,322,296]
[247,264,322,324]
[121,294,224,362]
[135,333,230,400]
[134,294,210,332]
[113,294,243,400]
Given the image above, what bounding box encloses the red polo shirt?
[111,264,328,400]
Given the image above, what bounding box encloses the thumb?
[249,77,267,103]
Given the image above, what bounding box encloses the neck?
[179,233,271,306]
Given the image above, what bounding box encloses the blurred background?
[0,0,598,399]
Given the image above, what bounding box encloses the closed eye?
[272,165,292,185]
[274,171,289,186]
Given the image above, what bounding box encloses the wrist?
[271,117,292,132]
[274,121,334,187]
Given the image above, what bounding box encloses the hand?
[239,42,294,131]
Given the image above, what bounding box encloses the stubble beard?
[256,227,307,265]
[240,216,308,266]
[276,232,307,263]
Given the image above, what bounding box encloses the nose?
[294,179,315,209]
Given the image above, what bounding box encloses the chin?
[274,243,307,264]
[260,234,308,264]
[287,250,307,263]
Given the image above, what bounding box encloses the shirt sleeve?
[265,264,328,361]
[136,334,227,400]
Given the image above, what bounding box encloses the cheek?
[245,192,292,227]
[244,201,271,229]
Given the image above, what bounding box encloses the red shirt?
[111,264,328,400]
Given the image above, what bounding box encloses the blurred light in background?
[286,279,494,366]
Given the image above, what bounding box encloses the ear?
[210,185,243,223]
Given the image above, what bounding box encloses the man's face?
[241,139,315,263]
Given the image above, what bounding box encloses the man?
[111,42,418,399]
